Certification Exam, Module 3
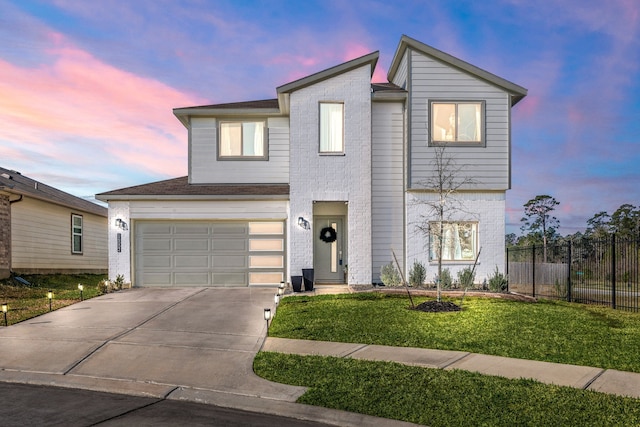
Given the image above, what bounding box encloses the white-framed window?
[430,101,483,144]
[319,102,344,153]
[71,214,83,254]
[218,120,267,159]
[429,221,478,261]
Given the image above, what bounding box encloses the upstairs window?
[319,102,344,153]
[429,221,478,262]
[219,121,267,159]
[71,214,83,254]
[431,102,483,145]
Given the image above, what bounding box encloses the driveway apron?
[0,288,305,401]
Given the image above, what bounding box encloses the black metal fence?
[507,236,640,312]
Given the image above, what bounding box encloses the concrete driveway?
[0,287,306,402]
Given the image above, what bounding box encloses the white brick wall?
[289,66,372,284]
[405,191,506,284]
[107,201,131,283]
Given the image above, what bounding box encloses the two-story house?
[96,35,527,288]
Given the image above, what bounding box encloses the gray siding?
[371,102,405,282]
[189,116,289,184]
[390,50,408,89]
[409,50,510,190]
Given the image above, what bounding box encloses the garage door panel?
[135,220,284,287]
[143,255,172,268]
[213,224,247,235]
[175,272,210,285]
[212,239,246,251]
[175,239,209,251]
[142,273,173,286]
[212,273,246,286]
[175,255,209,268]
[174,224,211,234]
[143,239,172,251]
[213,255,247,268]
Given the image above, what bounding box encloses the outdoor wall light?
[297,216,310,230]
[47,290,53,312]
[78,284,84,301]
[2,303,7,327]
[263,308,272,330]
[115,218,128,230]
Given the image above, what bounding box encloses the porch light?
[2,303,7,327]
[47,290,53,312]
[297,217,310,230]
[115,218,128,230]
[78,284,84,301]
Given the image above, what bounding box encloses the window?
[218,120,266,158]
[429,222,478,261]
[71,214,83,254]
[431,102,483,144]
[320,102,344,153]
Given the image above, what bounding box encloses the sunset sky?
[1,0,638,235]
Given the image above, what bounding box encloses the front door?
[314,217,345,283]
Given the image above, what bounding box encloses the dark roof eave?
[96,194,290,202]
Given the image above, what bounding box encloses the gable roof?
[173,99,281,128]
[96,176,289,201]
[276,51,379,114]
[388,35,527,105]
[0,167,107,217]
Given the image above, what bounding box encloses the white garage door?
[134,221,285,287]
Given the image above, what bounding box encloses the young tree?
[415,146,477,302]
[520,195,560,262]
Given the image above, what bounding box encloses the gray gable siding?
[189,117,290,185]
[408,50,511,191]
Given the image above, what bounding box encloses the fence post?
[532,244,536,298]
[505,247,510,293]
[567,240,572,302]
[611,233,616,310]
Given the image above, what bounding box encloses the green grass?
[258,293,640,425]
[0,274,106,325]
[254,352,640,427]
[267,293,640,372]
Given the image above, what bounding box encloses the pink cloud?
[0,31,206,178]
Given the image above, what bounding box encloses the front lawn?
[255,352,640,427]
[255,292,640,426]
[268,292,640,372]
[0,274,105,325]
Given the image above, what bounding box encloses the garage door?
[134,221,285,287]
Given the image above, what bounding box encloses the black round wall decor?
[319,226,337,243]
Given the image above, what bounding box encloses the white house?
[96,35,527,288]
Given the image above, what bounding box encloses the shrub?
[487,266,508,292]
[408,261,426,287]
[457,267,475,289]
[380,262,402,287]
[436,268,453,289]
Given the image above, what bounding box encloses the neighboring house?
[0,167,108,278]
[96,35,527,288]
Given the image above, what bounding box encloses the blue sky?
[1,0,638,235]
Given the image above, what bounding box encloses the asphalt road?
[0,382,333,427]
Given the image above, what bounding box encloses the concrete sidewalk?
[262,337,640,399]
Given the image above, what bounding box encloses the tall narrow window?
[72,214,83,254]
[320,102,344,153]
[219,121,266,159]
[431,102,483,144]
